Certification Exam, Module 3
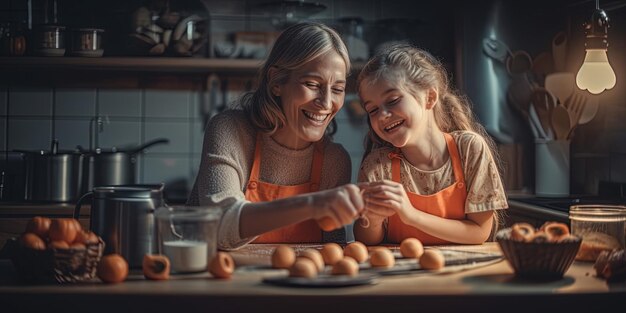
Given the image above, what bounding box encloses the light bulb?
[576,49,616,94]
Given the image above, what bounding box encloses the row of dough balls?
[272,239,445,278]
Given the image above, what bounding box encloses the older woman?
[188,22,364,249]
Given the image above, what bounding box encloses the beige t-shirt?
[358,131,508,213]
[187,110,352,249]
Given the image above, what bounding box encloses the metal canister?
[74,184,164,268]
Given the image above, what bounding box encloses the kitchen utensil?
[482,38,511,64]
[552,31,568,72]
[16,139,84,203]
[528,103,548,139]
[74,184,164,268]
[532,87,557,139]
[507,72,535,118]
[506,50,533,75]
[551,105,571,141]
[155,205,222,273]
[545,72,574,105]
[78,138,169,194]
[563,91,585,138]
[531,51,554,85]
[579,94,599,125]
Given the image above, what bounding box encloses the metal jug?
[74,184,164,268]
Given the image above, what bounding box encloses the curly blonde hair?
[241,22,350,135]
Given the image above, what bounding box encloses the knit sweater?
[187,109,352,250]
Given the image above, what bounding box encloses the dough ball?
[420,249,445,270]
[271,245,296,269]
[320,243,343,265]
[344,241,368,263]
[400,238,424,259]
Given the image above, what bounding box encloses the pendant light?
[576,0,616,94]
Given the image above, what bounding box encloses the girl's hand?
[310,184,364,229]
[361,180,413,223]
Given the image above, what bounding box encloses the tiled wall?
[0,85,369,202]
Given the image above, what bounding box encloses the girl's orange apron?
[245,134,324,243]
[386,133,467,244]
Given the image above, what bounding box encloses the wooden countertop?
[0,243,624,313]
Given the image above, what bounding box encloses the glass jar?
[33,24,65,56]
[70,28,104,57]
[155,205,222,273]
[569,205,626,262]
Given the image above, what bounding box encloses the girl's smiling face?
[271,51,347,149]
[359,77,431,148]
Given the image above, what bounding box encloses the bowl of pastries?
[496,222,581,279]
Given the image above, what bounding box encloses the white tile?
[144,121,190,154]
[8,118,52,150]
[96,119,142,149]
[55,88,96,117]
[8,87,53,116]
[54,119,91,150]
[141,155,191,201]
[144,90,190,118]
[98,90,142,117]
[192,120,206,154]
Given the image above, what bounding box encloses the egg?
[331,256,359,276]
[320,243,344,265]
[299,248,325,272]
[97,254,129,284]
[271,245,296,269]
[400,238,424,259]
[209,252,235,279]
[289,257,318,278]
[369,248,395,268]
[420,249,445,270]
[344,241,368,263]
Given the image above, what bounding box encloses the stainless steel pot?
[16,139,84,203]
[78,138,169,194]
[74,184,164,268]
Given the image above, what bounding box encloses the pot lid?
[93,184,164,199]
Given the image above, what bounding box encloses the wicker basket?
[496,229,581,280]
[6,237,105,283]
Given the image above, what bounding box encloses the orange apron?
[386,133,467,244]
[246,134,325,243]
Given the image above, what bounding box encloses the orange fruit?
[97,254,129,284]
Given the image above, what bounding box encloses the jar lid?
[93,184,164,199]
[569,204,626,221]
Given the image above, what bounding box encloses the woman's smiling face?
[360,77,429,148]
[271,51,347,149]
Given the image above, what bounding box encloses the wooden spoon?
[551,105,571,141]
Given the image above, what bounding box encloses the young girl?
[187,22,364,249]
[354,44,508,245]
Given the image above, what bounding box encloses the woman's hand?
[361,180,413,224]
[310,184,365,229]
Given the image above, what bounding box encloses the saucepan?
[77,138,169,194]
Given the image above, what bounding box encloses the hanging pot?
[16,139,84,203]
[78,138,169,194]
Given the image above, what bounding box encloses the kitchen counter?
[0,243,624,313]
